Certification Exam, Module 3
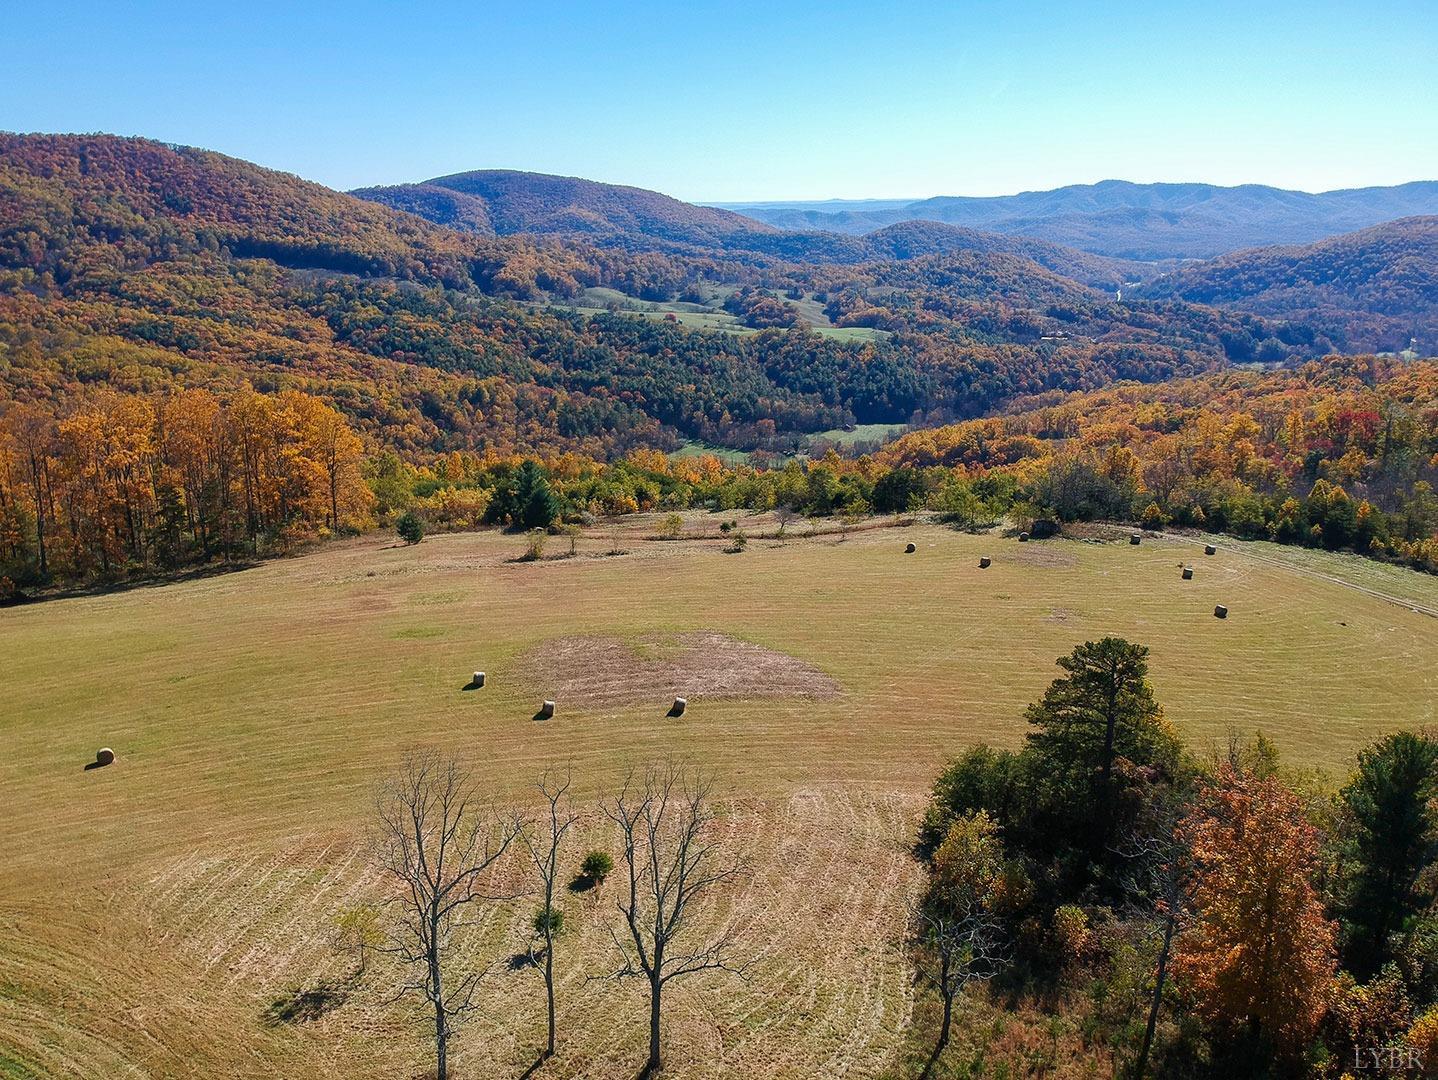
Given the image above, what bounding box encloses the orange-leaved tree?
[1172,762,1336,1056]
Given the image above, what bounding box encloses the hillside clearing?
[3,516,1437,1078]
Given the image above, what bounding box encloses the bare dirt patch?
[521,631,842,708]
[1011,543,1079,568]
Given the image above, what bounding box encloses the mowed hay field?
[3,516,1438,1079]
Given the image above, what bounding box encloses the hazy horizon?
[5,1,1435,202]
[8,126,1438,208]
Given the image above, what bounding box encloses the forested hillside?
[1138,217,1438,353]
[2,134,1295,463]
[876,356,1438,569]
[355,169,781,247]
[354,170,1148,288]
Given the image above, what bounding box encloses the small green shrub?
[396,510,424,545]
[520,529,546,561]
[532,907,565,936]
[581,850,614,883]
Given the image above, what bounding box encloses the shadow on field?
[21,560,263,606]
[262,975,357,1025]
[507,950,538,971]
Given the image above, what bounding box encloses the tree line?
[0,387,369,587]
[910,636,1438,1077]
[7,354,1436,590]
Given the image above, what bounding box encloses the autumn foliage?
[0,387,370,583]
[1172,763,1338,1056]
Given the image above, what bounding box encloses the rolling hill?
[354,169,782,249]
[2,134,1267,462]
[720,180,1438,261]
[352,169,1146,288]
[1137,216,1438,353]
[858,219,1151,288]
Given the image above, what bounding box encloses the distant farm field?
[535,288,890,343]
[3,517,1436,1079]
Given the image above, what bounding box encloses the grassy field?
[535,287,890,343]
[3,518,1437,1079]
[807,423,909,448]
[670,425,908,466]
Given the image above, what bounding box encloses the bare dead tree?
[602,760,747,1078]
[518,768,579,1062]
[375,750,522,1080]
[773,505,800,538]
[1113,798,1191,1080]
[909,900,1008,1079]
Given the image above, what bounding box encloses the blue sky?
[4,1,1435,201]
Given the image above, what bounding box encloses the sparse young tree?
[375,751,522,1080]
[603,760,747,1077]
[914,811,1009,1078]
[333,903,383,978]
[561,523,582,556]
[519,770,579,1061]
[1113,796,1192,1079]
[774,505,799,537]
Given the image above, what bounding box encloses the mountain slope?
[354,169,1143,288]
[1137,217,1438,353]
[860,220,1151,288]
[0,132,486,285]
[3,133,1261,463]
[355,169,779,248]
[721,180,1438,260]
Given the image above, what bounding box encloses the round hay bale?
[1018,532,1029,542]
[905,542,916,553]
[538,699,556,720]
[979,556,992,568]
[1213,605,1228,619]
[670,696,687,717]
[1182,567,1194,580]
[472,671,486,688]
[1204,544,1217,556]
[1130,533,1142,545]
[95,747,115,766]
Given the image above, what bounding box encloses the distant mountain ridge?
[353,169,1147,287]
[1137,216,1438,353]
[717,180,1438,261]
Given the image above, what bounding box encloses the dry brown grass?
[520,631,841,710]
[3,513,1437,1078]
